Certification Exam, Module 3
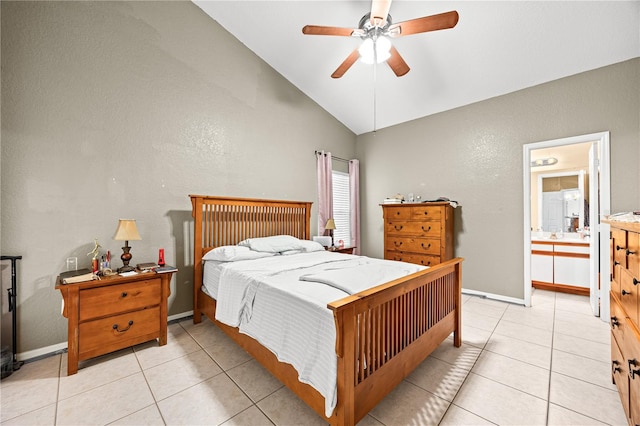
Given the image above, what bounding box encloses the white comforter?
[208,251,425,417]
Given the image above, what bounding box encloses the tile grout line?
[545,291,557,425]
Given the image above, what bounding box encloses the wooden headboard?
[189,195,313,307]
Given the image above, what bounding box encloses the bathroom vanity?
[531,235,590,295]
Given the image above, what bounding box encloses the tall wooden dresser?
[381,202,454,267]
[606,218,640,426]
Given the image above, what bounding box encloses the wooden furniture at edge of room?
[190,194,463,426]
[605,218,640,426]
[381,202,454,267]
[327,246,356,254]
[55,271,173,375]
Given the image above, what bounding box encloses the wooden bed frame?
[190,195,463,426]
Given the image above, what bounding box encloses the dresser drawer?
[611,333,630,419]
[610,295,628,347]
[383,207,411,220]
[79,306,160,358]
[628,231,639,278]
[410,206,442,221]
[613,228,628,270]
[385,251,439,267]
[620,268,639,328]
[385,237,441,255]
[385,221,441,237]
[80,279,161,321]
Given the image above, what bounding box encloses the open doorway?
[523,132,611,320]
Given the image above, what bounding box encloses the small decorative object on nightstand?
[113,219,142,273]
[327,246,356,255]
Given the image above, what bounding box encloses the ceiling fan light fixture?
[359,36,391,64]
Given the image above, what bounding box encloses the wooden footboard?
[190,195,463,426]
[329,257,462,425]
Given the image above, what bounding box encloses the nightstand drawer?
[80,279,161,321]
[79,306,160,358]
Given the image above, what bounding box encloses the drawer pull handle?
[394,241,403,248]
[612,360,622,374]
[394,225,403,231]
[610,316,620,328]
[630,359,640,379]
[113,320,134,333]
[622,289,631,296]
[121,292,128,298]
[421,260,432,266]
[421,226,431,232]
[421,243,431,249]
[626,249,636,256]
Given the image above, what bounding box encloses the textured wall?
[1,1,356,354]
[357,58,640,299]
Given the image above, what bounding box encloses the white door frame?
[523,132,611,318]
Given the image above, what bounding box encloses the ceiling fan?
[302,0,459,78]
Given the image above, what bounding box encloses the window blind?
[332,171,351,246]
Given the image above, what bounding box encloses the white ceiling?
[193,1,640,135]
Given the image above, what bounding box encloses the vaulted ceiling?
[194,1,640,135]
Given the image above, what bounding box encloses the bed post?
[191,195,203,324]
[332,302,357,426]
[454,260,462,347]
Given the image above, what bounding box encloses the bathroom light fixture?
[530,157,558,167]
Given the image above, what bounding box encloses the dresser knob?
[612,360,622,374]
[611,316,620,328]
[630,359,640,379]
[113,320,134,333]
[121,292,128,298]
[614,261,620,266]
[634,278,639,286]
[616,245,624,251]
[626,249,636,256]
[622,289,631,296]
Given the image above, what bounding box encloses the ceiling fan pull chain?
[373,58,377,135]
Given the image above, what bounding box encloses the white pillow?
[203,245,275,262]
[298,240,325,252]
[238,235,305,253]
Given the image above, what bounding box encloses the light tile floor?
[0,289,628,425]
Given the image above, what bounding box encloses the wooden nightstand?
[55,271,173,375]
[327,246,356,254]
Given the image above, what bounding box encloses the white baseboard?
[18,311,196,363]
[462,288,525,306]
[17,342,67,362]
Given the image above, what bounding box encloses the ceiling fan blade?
[386,46,410,77]
[388,10,459,37]
[331,49,361,79]
[302,25,359,37]
[370,0,392,27]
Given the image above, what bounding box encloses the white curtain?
[316,151,333,236]
[349,159,361,254]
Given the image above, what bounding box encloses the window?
[332,171,351,246]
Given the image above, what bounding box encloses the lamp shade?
[113,219,142,241]
[325,218,336,230]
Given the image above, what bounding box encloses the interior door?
[588,142,600,316]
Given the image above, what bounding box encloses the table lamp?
[113,219,142,273]
[325,218,336,248]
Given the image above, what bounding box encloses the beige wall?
[357,58,640,299]
[0,1,356,354]
[2,1,639,356]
